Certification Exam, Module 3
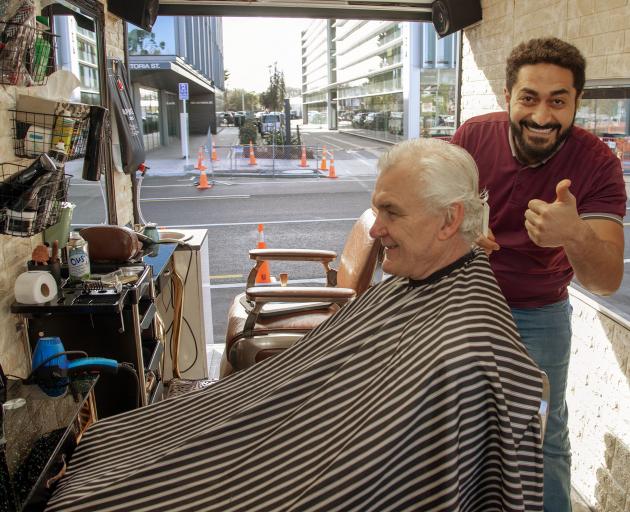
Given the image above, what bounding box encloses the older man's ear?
[438,202,465,241]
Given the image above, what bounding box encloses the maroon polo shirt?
[452,111,626,308]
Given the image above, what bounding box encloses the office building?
[127,16,224,151]
[301,19,458,143]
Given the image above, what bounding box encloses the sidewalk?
[145,126,333,179]
[145,127,240,177]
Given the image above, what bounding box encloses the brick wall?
[0,3,130,378]
[462,1,630,508]
[569,290,630,510]
[104,12,134,226]
[461,0,630,120]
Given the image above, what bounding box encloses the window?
[576,86,629,171]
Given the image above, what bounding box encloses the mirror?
[43,0,113,230]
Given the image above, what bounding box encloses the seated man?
[47,139,544,512]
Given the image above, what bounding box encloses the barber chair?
[220,209,383,377]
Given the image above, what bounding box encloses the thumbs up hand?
[524,179,580,248]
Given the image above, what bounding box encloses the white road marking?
[70,178,376,188]
[140,178,376,187]
[140,195,250,202]
[163,217,360,228]
[73,217,361,229]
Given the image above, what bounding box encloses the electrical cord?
[25,350,89,383]
[117,362,140,408]
[180,316,198,374]
[180,246,199,373]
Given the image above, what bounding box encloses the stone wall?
[461,0,630,120]
[569,290,630,511]
[0,3,130,378]
[104,11,134,226]
[462,1,630,508]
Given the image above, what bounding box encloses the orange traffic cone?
[197,168,212,190]
[327,150,337,179]
[299,145,308,168]
[319,145,328,171]
[194,145,207,171]
[211,141,218,161]
[248,140,257,166]
[255,223,271,284]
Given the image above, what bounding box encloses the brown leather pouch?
[80,226,143,262]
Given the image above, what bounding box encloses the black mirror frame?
[44,0,118,224]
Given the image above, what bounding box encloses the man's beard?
[509,110,573,164]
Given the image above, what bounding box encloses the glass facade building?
[128,16,224,150]
[55,16,101,106]
[301,20,458,142]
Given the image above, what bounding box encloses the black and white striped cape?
[46,249,543,512]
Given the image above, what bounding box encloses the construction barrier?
[186,144,363,178]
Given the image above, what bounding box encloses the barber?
[452,37,626,511]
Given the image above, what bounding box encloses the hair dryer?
[29,337,118,397]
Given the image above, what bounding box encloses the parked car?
[351,112,367,128]
[260,112,284,134]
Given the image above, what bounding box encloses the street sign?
[178,82,189,101]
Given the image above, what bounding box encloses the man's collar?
[508,125,568,168]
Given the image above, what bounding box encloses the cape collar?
[408,250,476,288]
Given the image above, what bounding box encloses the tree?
[260,65,286,112]
[128,28,166,55]
[226,88,260,112]
[285,86,301,98]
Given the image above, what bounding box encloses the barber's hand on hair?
[475,228,500,255]
[525,179,580,248]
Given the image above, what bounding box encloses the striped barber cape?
[46,249,544,512]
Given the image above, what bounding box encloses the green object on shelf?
[44,203,75,247]
[32,36,51,83]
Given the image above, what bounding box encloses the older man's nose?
[369,219,385,239]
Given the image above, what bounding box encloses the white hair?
[377,138,483,242]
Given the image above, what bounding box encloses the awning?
[158,0,434,21]
[128,55,216,96]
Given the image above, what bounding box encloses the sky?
[222,17,311,93]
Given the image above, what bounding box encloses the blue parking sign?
[178,82,189,100]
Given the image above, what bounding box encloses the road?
[69,129,385,344]
[67,127,630,350]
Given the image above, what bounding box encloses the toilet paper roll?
[14,271,58,304]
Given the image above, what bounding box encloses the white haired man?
[47,139,544,512]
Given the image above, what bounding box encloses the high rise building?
[127,16,224,151]
[301,19,458,142]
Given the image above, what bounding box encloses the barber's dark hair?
[506,37,586,95]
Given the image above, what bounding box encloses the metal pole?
[284,98,291,144]
[180,99,189,160]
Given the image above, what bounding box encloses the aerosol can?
[67,232,90,282]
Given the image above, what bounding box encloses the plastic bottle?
[67,232,90,282]
[48,141,67,168]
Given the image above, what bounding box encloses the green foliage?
[226,89,260,112]
[263,130,301,146]
[260,66,286,112]
[263,130,285,145]
[239,120,258,145]
[127,29,166,55]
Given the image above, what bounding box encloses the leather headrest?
[79,225,143,262]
